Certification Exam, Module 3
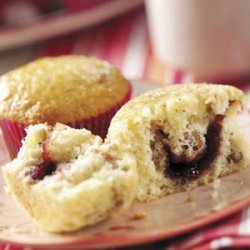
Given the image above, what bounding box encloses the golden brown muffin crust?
[0,56,129,125]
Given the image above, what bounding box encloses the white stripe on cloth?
[122,12,147,80]
[238,206,250,235]
[210,237,234,249]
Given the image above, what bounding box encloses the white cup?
[145,0,250,82]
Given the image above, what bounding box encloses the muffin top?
[0,56,130,125]
[109,83,246,126]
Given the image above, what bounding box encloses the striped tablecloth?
[1,6,250,250]
[40,9,194,85]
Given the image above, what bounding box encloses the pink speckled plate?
[0,80,250,249]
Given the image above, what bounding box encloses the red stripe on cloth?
[40,36,77,56]
[84,29,107,57]
[172,68,185,84]
[227,236,250,248]
[0,242,23,250]
[168,211,243,250]
[72,32,97,55]
[100,13,135,69]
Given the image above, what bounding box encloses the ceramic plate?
[0,80,250,249]
[0,0,143,51]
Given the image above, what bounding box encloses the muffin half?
[107,84,250,201]
[2,124,137,232]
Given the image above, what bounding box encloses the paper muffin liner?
[0,83,132,159]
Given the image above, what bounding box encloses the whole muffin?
[0,55,131,158]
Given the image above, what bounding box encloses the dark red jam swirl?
[165,115,224,180]
[30,144,56,181]
[30,161,56,180]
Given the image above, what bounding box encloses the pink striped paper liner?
[0,119,26,160]
[0,83,131,159]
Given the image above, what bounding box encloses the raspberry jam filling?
[30,161,56,180]
[30,144,56,181]
[152,115,224,181]
[167,115,224,180]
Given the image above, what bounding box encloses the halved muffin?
[2,124,137,232]
[107,84,250,201]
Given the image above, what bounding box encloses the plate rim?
[0,193,250,249]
